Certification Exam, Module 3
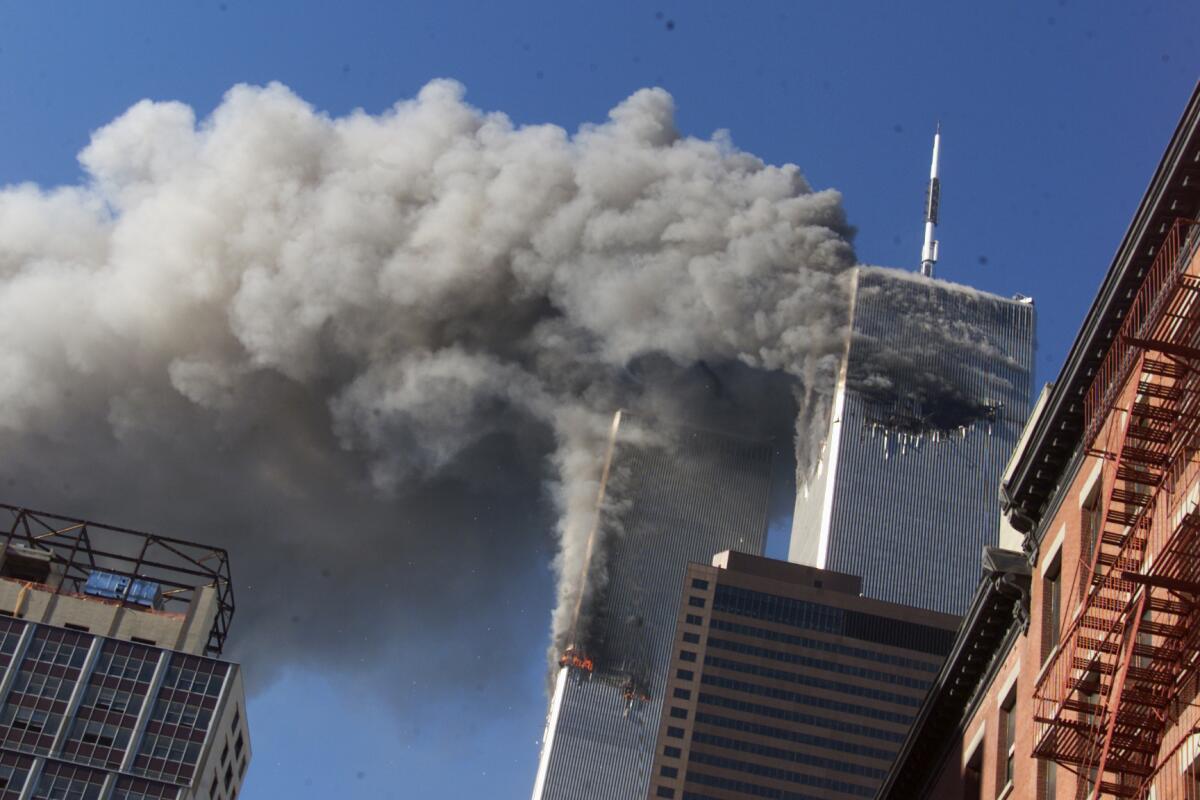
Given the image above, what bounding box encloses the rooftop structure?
[0,505,234,658]
[920,124,942,278]
[0,504,248,800]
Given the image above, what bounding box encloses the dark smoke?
[0,81,856,702]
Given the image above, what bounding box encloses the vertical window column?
[194,665,235,795]
[0,626,33,711]
[119,651,171,773]
[17,757,43,800]
[49,635,103,757]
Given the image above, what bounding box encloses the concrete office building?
[646,551,958,800]
[532,412,775,800]
[0,504,250,800]
[790,266,1035,615]
[879,83,1200,800]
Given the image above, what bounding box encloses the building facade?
[879,82,1200,800]
[532,413,775,800]
[647,551,958,800]
[0,505,250,800]
[790,266,1035,616]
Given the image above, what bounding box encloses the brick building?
[880,82,1200,799]
[0,504,250,800]
[646,551,958,800]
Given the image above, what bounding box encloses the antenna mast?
[920,124,941,278]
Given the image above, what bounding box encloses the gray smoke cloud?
[0,80,856,700]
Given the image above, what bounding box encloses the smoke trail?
[0,80,856,696]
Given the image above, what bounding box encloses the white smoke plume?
[0,80,855,696]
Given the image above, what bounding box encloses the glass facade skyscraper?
[647,551,958,800]
[532,412,774,800]
[790,267,1035,615]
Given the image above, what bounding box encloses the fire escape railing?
[1033,218,1200,799]
[1084,221,1200,449]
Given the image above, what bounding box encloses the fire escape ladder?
[1035,219,1200,798]
[1033,349,1173,794]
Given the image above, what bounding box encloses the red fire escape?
[1033,218,1200,799]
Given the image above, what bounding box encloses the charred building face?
[790,267,1035,615]
[532,412,773,800]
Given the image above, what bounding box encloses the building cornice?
[1002,81,1200,539]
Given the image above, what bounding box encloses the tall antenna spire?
[920,123,941,278]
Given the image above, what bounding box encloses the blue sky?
[0,2,1196,798]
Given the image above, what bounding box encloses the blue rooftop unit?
[83,571,163,609]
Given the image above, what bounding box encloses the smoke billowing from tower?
[0,81,861,696]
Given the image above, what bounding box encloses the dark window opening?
[1043,555,1062,663]
[964,739,983,800]
[1080,479,1103,599]
[1000,688,1017,792]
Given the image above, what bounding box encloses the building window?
[666,727,684,739]
[673,688,691,700]
[659,765,678,778]
[663,746,681,758]
[964,737,984,800]
[1080,481,1102,600]
[688,596,706,609]
[999,686,1017,794]
[1038,759,1056,800]
[691,579,709,590]
[679,651,697,662]
[682,633,700,644]
[669,707,688,720]
[655,787,675,798]
[676,669,693,681]
[1042,553,1062,663]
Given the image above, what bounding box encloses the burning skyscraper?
[788,267,1035,615]
[789,127,1036,616]
[532,412,774,800]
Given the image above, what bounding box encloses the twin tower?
[533,131,1036,800]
